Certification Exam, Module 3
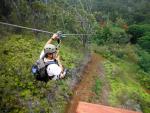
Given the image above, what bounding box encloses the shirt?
[40,51,61,80]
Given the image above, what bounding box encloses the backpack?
[32,59,58,82]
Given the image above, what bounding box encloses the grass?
[104,61,150,113]
[101,53,150,113]
[92,44,150,113]
[89,76,102,103]
[93,77,102,95]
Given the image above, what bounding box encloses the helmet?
[44,44,56,54]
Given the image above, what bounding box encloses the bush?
[127,25,144,43]
[138,50,150,73]
[138,32,150,52]
[93,25,129,45]
[127,24,150,44]
[93,26,112,45]
[137,70,150,90]
[111,27,129,44]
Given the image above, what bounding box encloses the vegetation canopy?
[0,0,150,113]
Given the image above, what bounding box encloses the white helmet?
[44,44,56,54]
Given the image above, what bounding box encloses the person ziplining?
[0,21,94,81]
[32,31,67,82]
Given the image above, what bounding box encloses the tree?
[127,25,144,44]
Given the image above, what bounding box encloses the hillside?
[0,34,86,112]
[0,0,150,113]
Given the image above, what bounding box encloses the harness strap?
[45,61,56,65]
[45,60,58,66]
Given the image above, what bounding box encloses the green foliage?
[127,25,144,43]
[127,24,150,44]
[92,76,102,95]
[93,44,150,91]
[138,50,150,73]
[136,70,150,90]
[138,32,150,52]
[94,29,150,111]
[115,17,126,28]
[31,1,47,12]
[103,60,150,113]
[93,23,129,45]
[111,27,129,43]
[89,76,102,103]
[93,0,150,24]
[0,0,96,36]
[0,0,150,113]
[0,34,84,112]
[93,44,139,64]
[128,24,149,38]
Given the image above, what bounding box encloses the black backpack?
[32,59,58,82]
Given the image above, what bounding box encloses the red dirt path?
[66,53,104,113]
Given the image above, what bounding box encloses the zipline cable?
[0,22,54,34]
[0,22,96,36]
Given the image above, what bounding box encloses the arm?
[46,38,53,45]
[56,55,66,79]
[56,55,63,71]
[57,58,66,79]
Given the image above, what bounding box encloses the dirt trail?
[66,53,106,113]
